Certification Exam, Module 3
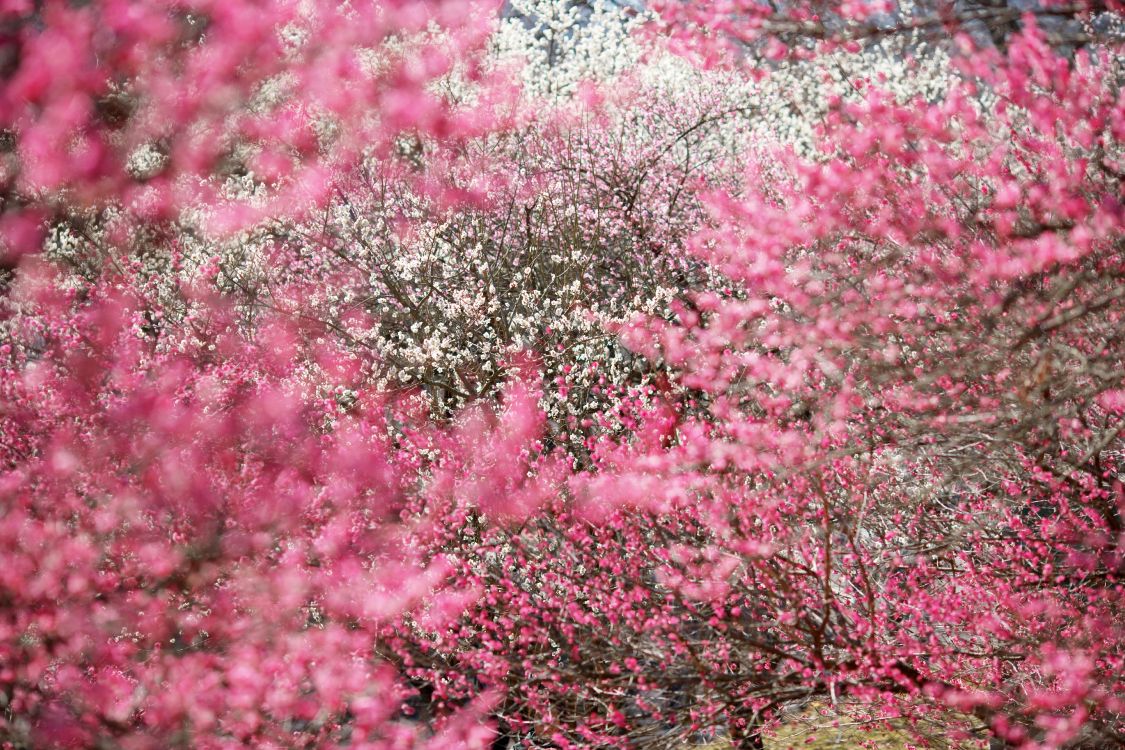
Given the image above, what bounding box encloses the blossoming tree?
[1,0,1123,749]
[382,4,1125,750]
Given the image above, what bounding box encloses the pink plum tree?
[379,7,1125,750]
[0,257,559,748]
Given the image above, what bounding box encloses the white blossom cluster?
[492,0,644,100]
[742,37,956,156]
[304,138,704,446]
[490,0,957,157]
[125,143,169,182]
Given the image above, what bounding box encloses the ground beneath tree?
[694,705,984,750]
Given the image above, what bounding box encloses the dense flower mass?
[1,1,1123,749]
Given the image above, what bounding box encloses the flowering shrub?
[2,1,1124,749]
[381,7,1125,750]
[0,254,569,748]
[35,56,747,454]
